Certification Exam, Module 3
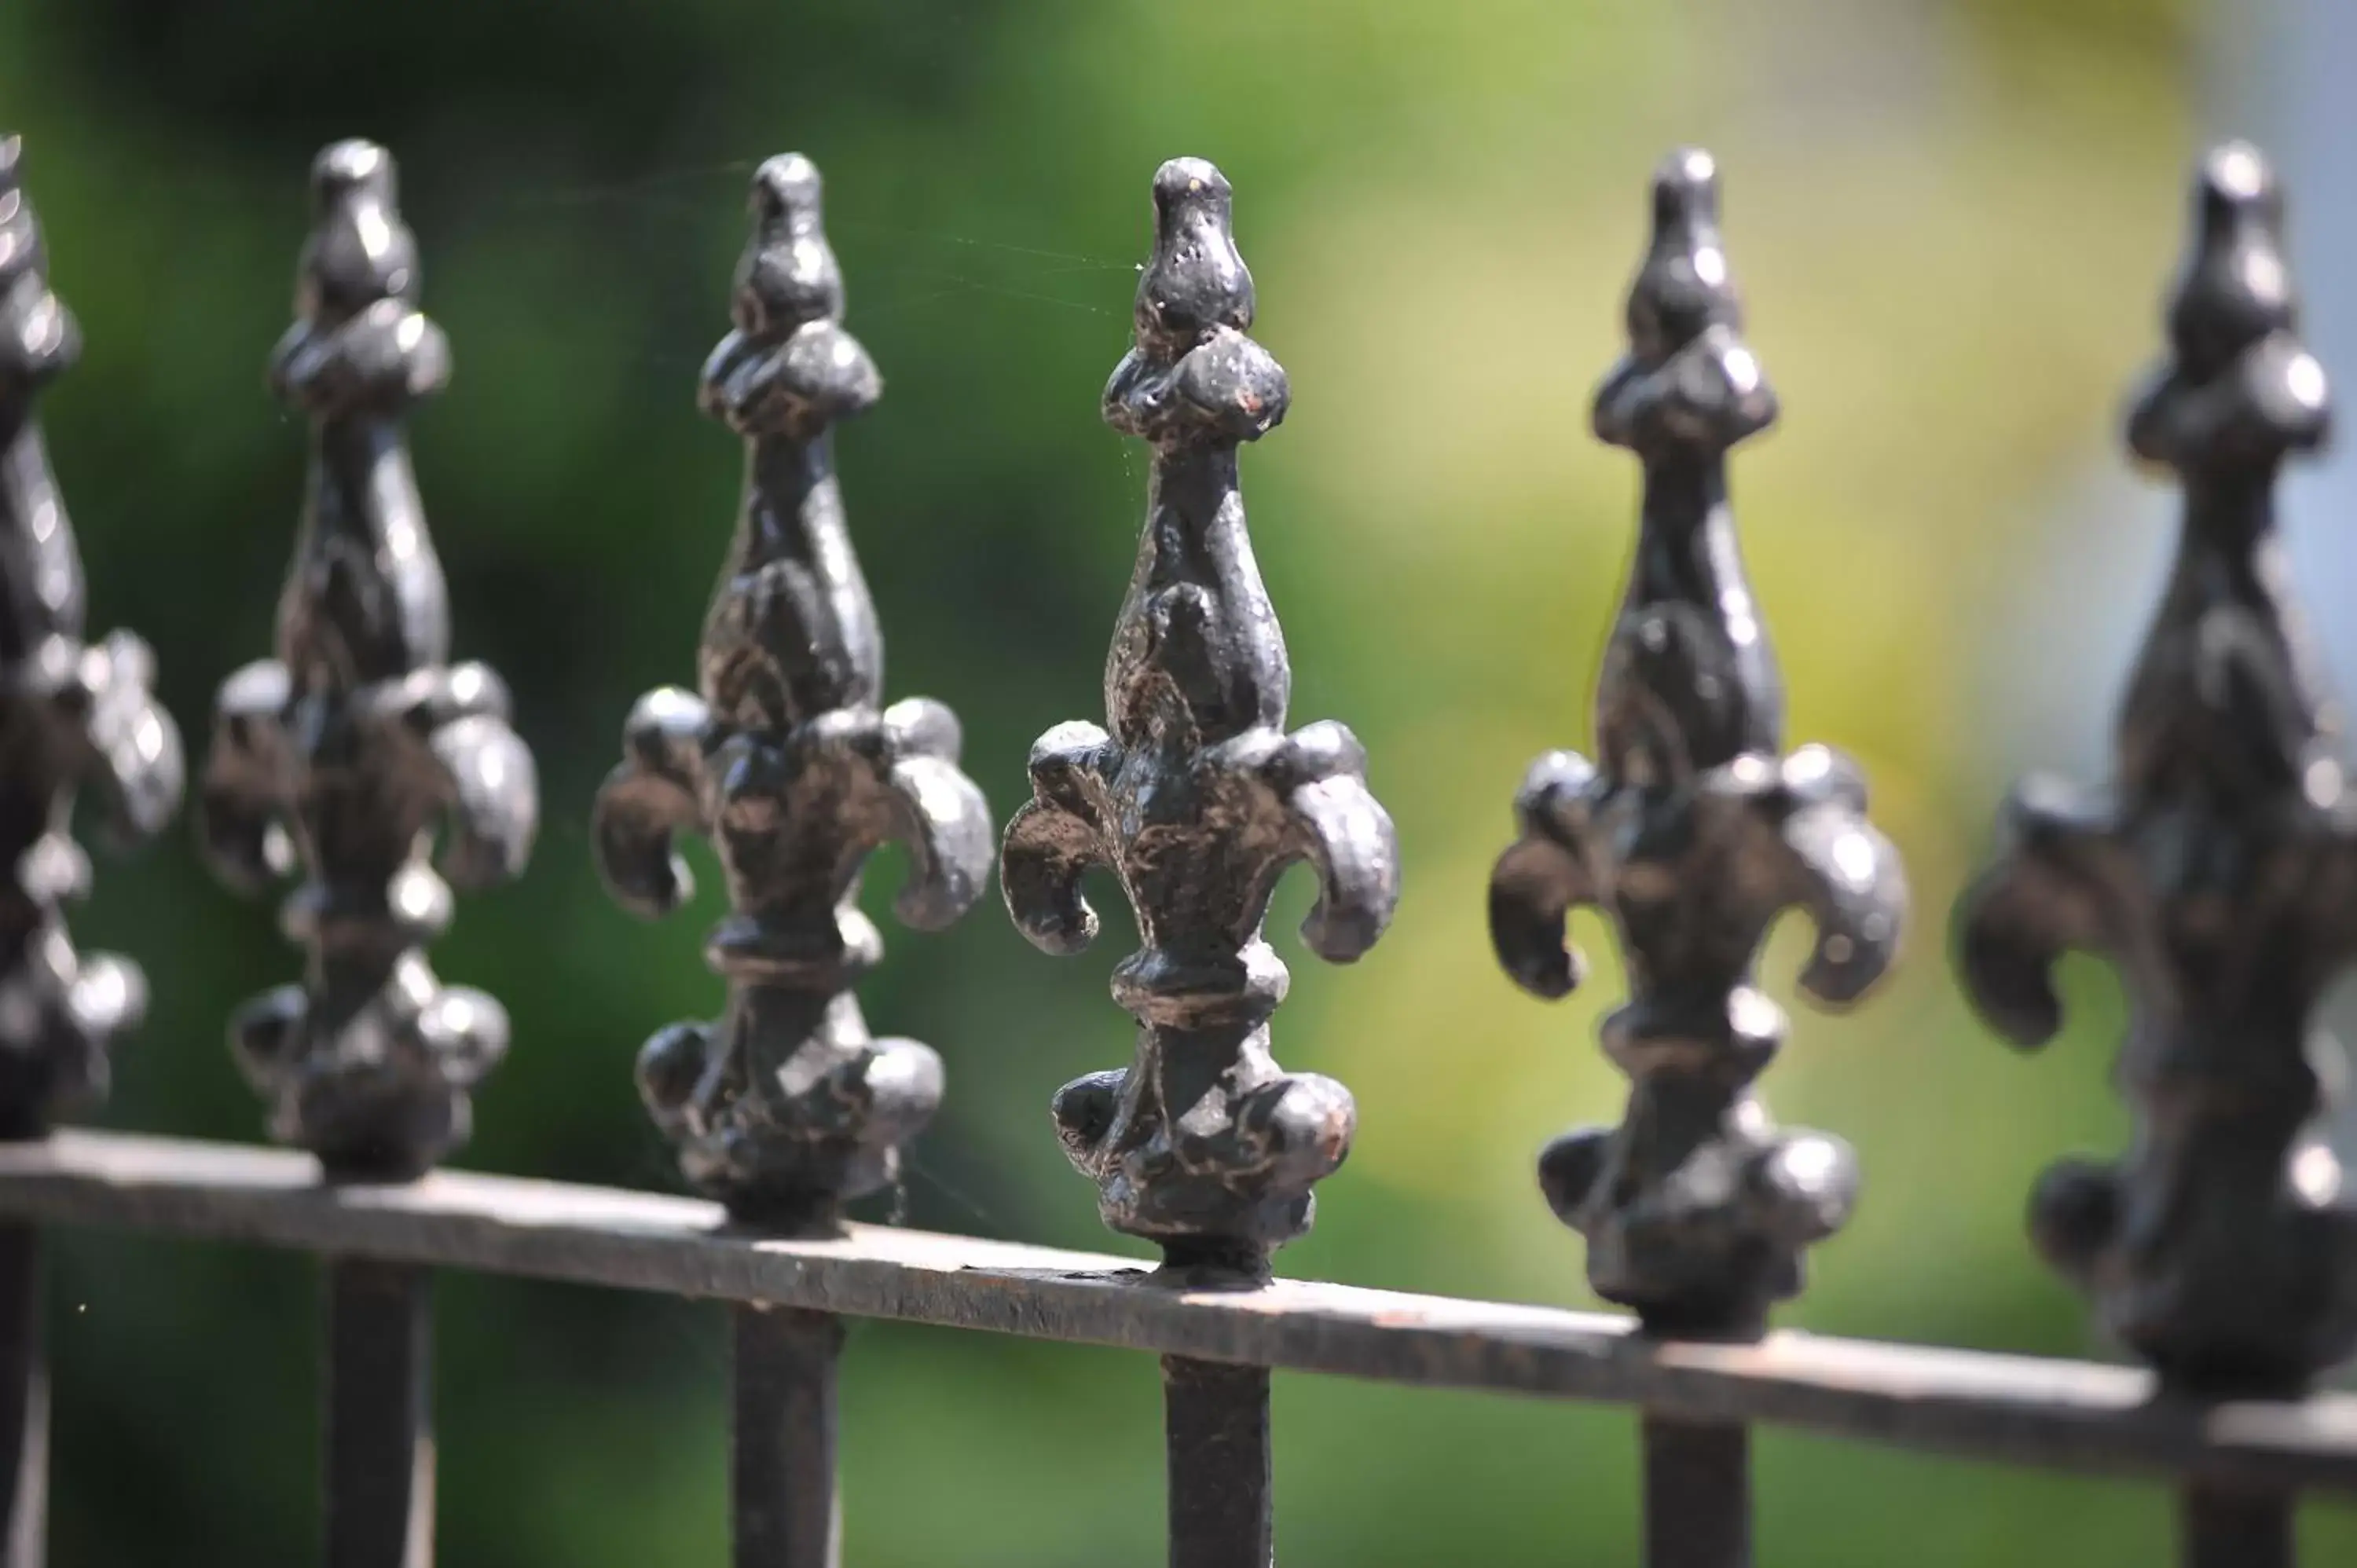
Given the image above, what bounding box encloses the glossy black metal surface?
[593,155,991,1228]
[1957,142,2357,1397]
[0,1225,42,1568]
[733,1305,842,1568]
[0,134,185,1138]
[9,1128,2357,1500]
[1488,150,1907,1339]
[1164,1355,1272,1568]
[2181,1481,2293,1568]
[200,140,537,1181]
[1642,1416,1749,1568]
[1001,157,1400,1273]
[324,1257,433,1568]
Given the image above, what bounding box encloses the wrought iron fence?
[0,123,2353,1568]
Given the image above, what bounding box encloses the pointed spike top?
[295,137,420,324]
[2129,141,2330,471]
[732,152,846,338]
[1133,156,1255,360]
[1103,157,1287,446]
[700,152,877,436]
[2175,143,2293,372]
[751,152,823,233]
[1629,147,1743,364]
[1593,148,1775,457]
[310,137,395,213]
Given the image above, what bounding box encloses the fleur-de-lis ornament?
[0,134,184,1136]
[200,141,537,1181]
[1002,158,1401,1275]
[593,155,992,1229]
[1489,150,1907,1338]
[1959,143,2357,1395]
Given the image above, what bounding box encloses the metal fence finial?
[200,138,538,1181]
[593,152,992,1230]
[1958,141,2357,1396]
[1001,156,1402,1277]
[1489,148,1908,1339]
[0,134,185,1137]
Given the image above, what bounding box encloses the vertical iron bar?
[733,1304,842,1568]
[324,1257,433,1568]
[2180,1480,2294,1568]
[0,1226,42,1568]
[1164,1355,1273,1568]
[1641,1414,1750,1568]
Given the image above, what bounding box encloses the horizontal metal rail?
[1,1130,2352,1504]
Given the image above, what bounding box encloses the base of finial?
[640,1013,941,1233]
[717,1191,849,1240]
[680,1148,889,1236]
[1633,1299,1771,1345]
[1155,1236,1274,1288]
[1542,1102,1853,1343]
[2147,1356,2318,1404]
[269,1104,466,1189]
[231,969,503,1183]
[1054,1057,1347,1265]
[2032,1155,2357,1398]
[317,1149,438,1186]
[287,1098,467,1187]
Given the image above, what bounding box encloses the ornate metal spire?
[200,140,537,1180]
[1488,149,1908,1338]
[0,134,184,1136]
[1958,143,2357,1395]
[1001,157,1401,1276]
[593,154,992,1229]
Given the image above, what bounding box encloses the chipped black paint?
[1489,150,1907,1339]
[0,134,184,1136]
[201,141,537,1181]
[594,155,992,1229]
[1958,143,2357,1396]
[1002,158,1400,1273]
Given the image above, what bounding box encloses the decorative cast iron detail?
[1488,150,1908,1339]
[200,140,537,1181]
[1001,158,1401,1275]
[0,134,185,1136]
[592,154,992,1229]
[1958,143,2357,1395]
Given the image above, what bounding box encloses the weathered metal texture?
[1164,1355,1272,1568]
[1001,158,1399,1273]
[1641,1416,1749,1568]
[0,134,185,1137]
[2179,1481,2293,1568]
[324,1257,434,1568]
[1956,142,2357,1398]
[593,154,991,1229]
[1487,148,1907,1338]
[7,1130,2355,1498]
[199,140,537,1181]
[734,1305,842,1568]
[0,1225,43,1568]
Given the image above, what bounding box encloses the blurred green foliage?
[3,0,2352,1562]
